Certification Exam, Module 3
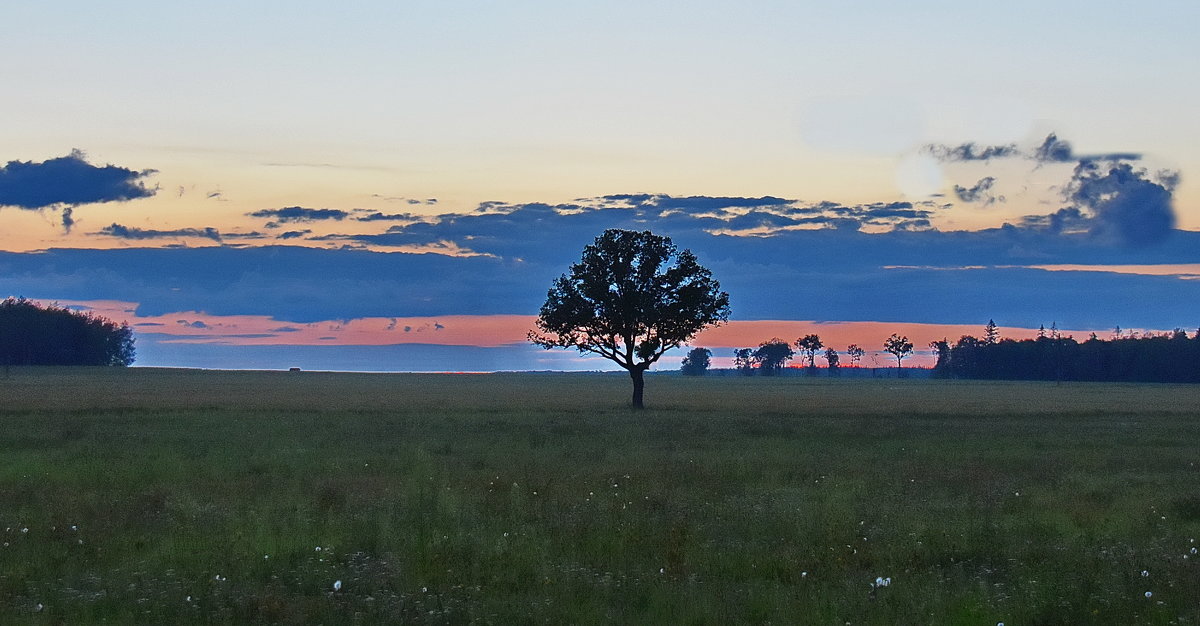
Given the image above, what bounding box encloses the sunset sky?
[2,1,1199,371]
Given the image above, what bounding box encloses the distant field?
[2,368,1199,624]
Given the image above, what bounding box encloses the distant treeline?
[0,297,135,367]
[682,321,1200,383]
[931,328,1200,383]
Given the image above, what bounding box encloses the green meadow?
[2,368,1200,624]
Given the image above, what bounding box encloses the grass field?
[2,368,1200,624]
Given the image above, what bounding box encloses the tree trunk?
[629,367,645,409]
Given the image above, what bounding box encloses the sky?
[2,1,1199,371]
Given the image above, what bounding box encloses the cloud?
[953,177,999,204]
[177,319,210,329]
[353,211,423,222]
[370,194,438,205]
[277,229,313,240]
[248,207,350,224]
[61,207,76,232]
[100,223,224,242]
[1020,163,1179,247]
[1066,161,1177,246]
[925,142,1018,162]
[0,149,157,209]
[927,134,1143,165]
[97,223,263,243]
[1032,133,1143,163]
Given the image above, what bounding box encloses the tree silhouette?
[846,344,865,367]
[883,334,913,371]
[984,319,1000,344]
[0,297,135,370]
[530,229,730,408]
[795,334,823,373]
[929,338,951,376]
[680,347,712,376]
[733,348,755,376]
[753,338,794,376]
[823,347,840,375]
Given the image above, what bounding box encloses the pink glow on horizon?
[46,300,1115,366]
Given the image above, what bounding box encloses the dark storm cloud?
[0,150,157,209]
[248,207,350,223]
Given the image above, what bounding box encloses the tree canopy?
[883,334,913,369]
[530,229,730,407]
[0,297,135,367]
[680,347,712,376]
[753,338,794,376]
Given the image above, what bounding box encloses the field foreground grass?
[2,368,1200,624]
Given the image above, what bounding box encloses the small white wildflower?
[874,576,885,587]
[333,580,342,591]
[1191,547,1197,554]
[186,595,191,602]
[35,603,43,612]
[315,546,322,552]
[801,571,807,577]
[20,528,28,534]
[1145,591,1153,598]
[421,586,428,593]
[659,568,665,574]
[1141,570,1149,577]
[70,525,77,531]
[264,554,269,559]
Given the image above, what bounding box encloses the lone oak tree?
[529,229,730,408]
